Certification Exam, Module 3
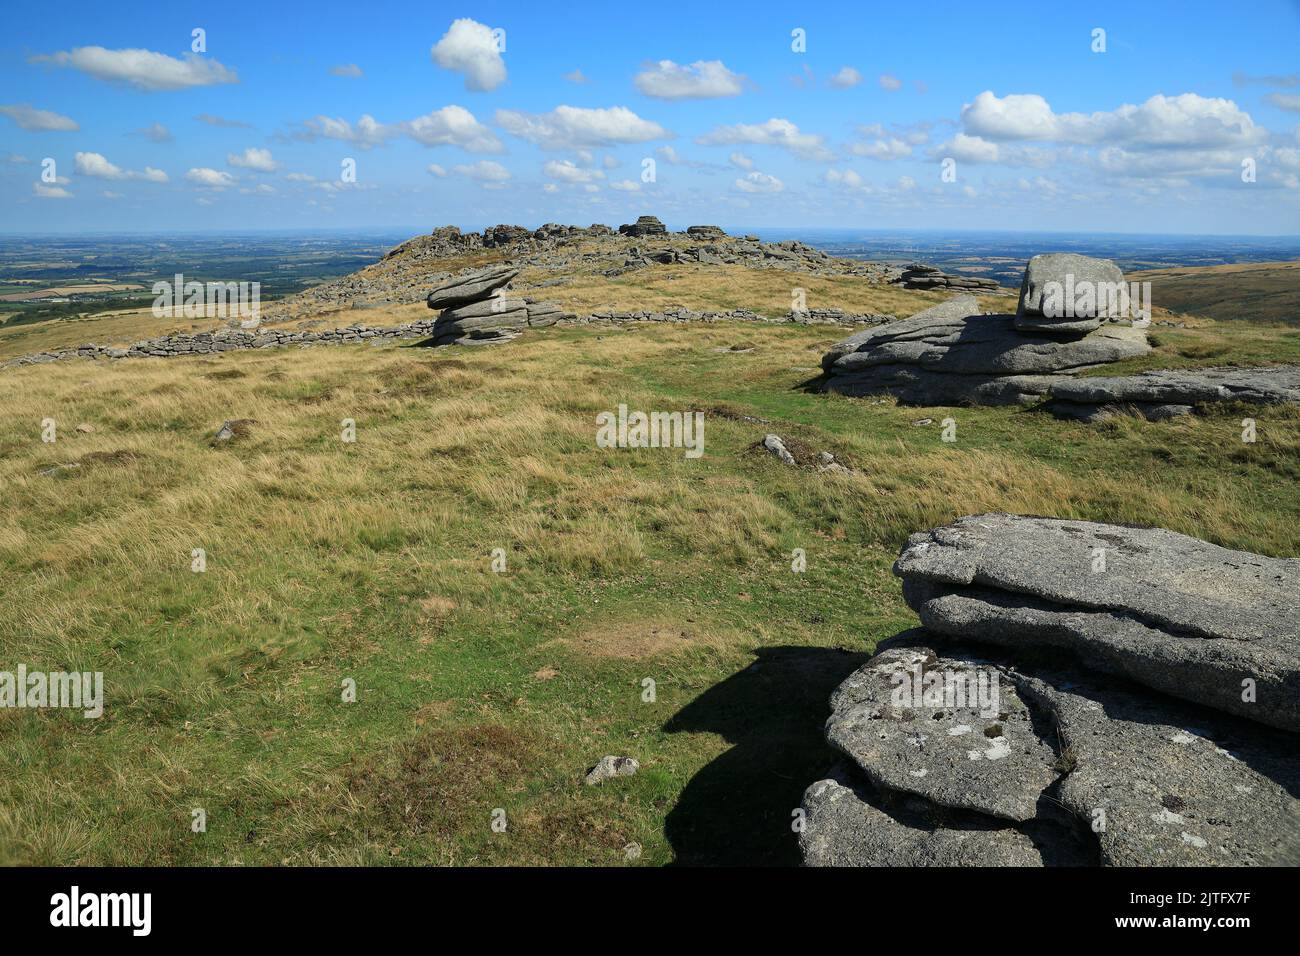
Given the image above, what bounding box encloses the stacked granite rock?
[425,264,572,346]
[822,254,1151,405]
[897,263,999,292]
[618,215,668,238]
[800,514,1300,867]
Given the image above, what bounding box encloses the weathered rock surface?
[1016,253,1129,334]
[820,295,1150,406]
[824,645,1059,821]
[799,768,1071,867]
[425,265,519,310]
[896,513,1300,731]
[1047,365,1300,421]
[802,515,1300,867]
[1016,668,1300,866]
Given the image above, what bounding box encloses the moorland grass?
[0,314,1297,866]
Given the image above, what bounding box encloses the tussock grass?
[0,315,1296,865]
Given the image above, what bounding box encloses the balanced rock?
[1016,253,1128,334]
[895,513,1300,732]
[426,265,519,310]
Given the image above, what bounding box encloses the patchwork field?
[1,302,1298,865]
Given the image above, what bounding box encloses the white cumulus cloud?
[31,46,238,91]
[828,67,862,90]
[544,159,603,183]
[734,171,784,193]
[34,182,73,199]
[697,117,833,160]
[186,167,236,188]
[496,105,669,149]
[404,106,503,152]
[0,104,79,131]
[295,107,502,153]
[75,151,167,182]
[227,147,277,171]
[633,60,744,100]
[453,160,511,181]
[962,91,1265,148]
[431,19,506,92]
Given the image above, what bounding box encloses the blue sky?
[3,0,1299,233]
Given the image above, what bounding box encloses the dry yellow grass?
[0,297,1297,866]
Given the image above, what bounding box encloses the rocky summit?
[618,215,668,238]
[800,514,1300,868]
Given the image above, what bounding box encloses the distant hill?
[1129,260,1300,326]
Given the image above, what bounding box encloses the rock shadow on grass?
[662,645,869,866]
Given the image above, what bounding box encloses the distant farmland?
[1130,259,1300,326]
[0,283,146,302]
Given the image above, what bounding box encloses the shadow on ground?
[663,644,870,866]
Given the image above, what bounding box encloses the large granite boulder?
[896,514,1300,732]
[1016,253,1129,334]
[426,265,519,310]
[820,296,1150,406]
[482,224,533,248]
[801,518,1300,867]
[805,634,1299,867]
[425,264,570,346]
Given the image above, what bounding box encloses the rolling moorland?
[0,225,1297,865]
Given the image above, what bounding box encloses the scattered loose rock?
[212,419,256,443]
[585,755,640,786]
